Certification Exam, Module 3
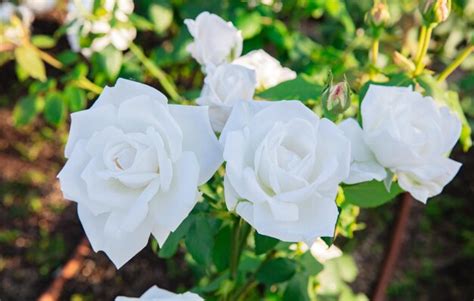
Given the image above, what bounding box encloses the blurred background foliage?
[0,0,473,300]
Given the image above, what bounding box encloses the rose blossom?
[115,285,203,301]
[197,63,257,132]
[185,12,243,72]
[340,85,461,203]
[58,78,222,268]
[221,101,351,243]
[233,49,296,90]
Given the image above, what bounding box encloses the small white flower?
[234,49,296,90]
[115,285,203,301]
[221,101,350,243]
[0,3,34,45]
[66,0,135,55]
[58,79,222,268]
[22,0,57,15]
[197,63,257,132]
[185,12,243,72]
[341,85,462,203]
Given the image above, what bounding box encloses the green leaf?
[257,75,323,103]
[64,86,86,112]
[13,96,41,126]
[254,232,279,255]
[343,180,403,208]
[149,1,173,34]
[14,46,46,81]
[256,258,297,285]
[185,215,214,265]
[129,13,154,31]
[57,51,79,66]
[158,215,193,258]
[212,225,232,271]
[44,93,65,126]
[283,274,310,301]
[97,46,123,81]
[31,35,56,49]
[235,11,262,39]
[300,251,323,276]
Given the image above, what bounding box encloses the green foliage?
[14,46,46,82]
[258,75,323,102]
[256,258,297,285]
[343,181,404,208]
[254,232,279,255]
[44,93,65,126]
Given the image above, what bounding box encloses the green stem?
[129,42,180,102]
[229,218,243,280]
[413,24,434,76]
[369,38,379,79]
[437,45,474,82]
[74,77,103,94]
[414,25,427,63]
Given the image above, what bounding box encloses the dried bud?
[423,0,451,25]
[367,2,390,27]
[322,75,351,119]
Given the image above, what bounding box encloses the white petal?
[92,78,168,109]
[338,118,386,184]
[149,151,200,233]
[396,157,461,203]
[78,205,153,268]
[58,141,109,215]
[65,104,117,158]
[169,105,223,184]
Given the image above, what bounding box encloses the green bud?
[367,2,390,27]
[322,74,351,119]
[422,0,451,25]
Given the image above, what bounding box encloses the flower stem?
[369,38,379,80]
[229,217,249,280]
[37,49,63,69]
[129,42,180,102]
[73,77,103,94]
[413,24,434,76]
[414,25,427,63]
[437,45,474,82]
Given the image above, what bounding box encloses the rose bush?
[57,78,222,267]
[220,101,351,243]
[340,85,462,203]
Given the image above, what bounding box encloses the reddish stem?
[372,192,413,301]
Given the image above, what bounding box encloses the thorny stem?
[413,24,434,76]
[437,45,474,82]
[129,42,181,102]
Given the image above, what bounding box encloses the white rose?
[185,11,243,72]
[234,49,296,90]
[310,238,342,263]
[57,79,223,268]
[339,118,386,184]
[221,101,351,243]
[197,63,256,132]
[115,285,203,301]
[340,85,462,203]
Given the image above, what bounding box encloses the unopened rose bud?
[393,51,416,72]
[322,75,351,118]
[423,0,451,25]
[368,2,390,27]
